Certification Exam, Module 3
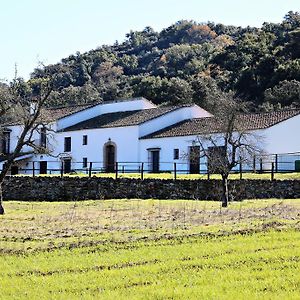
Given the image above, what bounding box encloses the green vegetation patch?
[21,171,300,180]
[0,199,300,299]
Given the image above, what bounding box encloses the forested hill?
[32,11,300,112]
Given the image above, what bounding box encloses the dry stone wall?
[3,177,300,201]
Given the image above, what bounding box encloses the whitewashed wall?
[1,122,60,174]
[139,135,204,173]
[139,132,264,173]
[259,114,300,171]
[4,102,300,174]
[56,125,140,172]
[264,114,300,153]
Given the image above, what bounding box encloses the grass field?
[98,171,300,180]
[1,199,300,299]
[22,171,300,180]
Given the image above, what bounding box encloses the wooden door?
[63,159,71,174]
[189,146,200,174]
[151,150,160,173]
[40,161,47,174]
[105,145,115,172]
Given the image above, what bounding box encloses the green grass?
[111,171,300,180]
[0,199,300,299]
[22,171,300,180]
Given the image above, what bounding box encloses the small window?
[83,157,88,168]
[40,127,47,148]
[174,149,179,160]
[2,130,11,154]
[83,135,88,145]
[64,137,71,152]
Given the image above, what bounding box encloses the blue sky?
[0,0,299,81]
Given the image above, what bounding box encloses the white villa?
[1,97,300,175]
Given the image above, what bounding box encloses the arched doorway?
[104,141,116,172]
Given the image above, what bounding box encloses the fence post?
[275,154,278,173]
[61,161,64,177]
[32,161,35,177]
[253,155,256,173]
[115,162,118,180]
[207,169,210,180]
[89,162,93,177]
[141,162,144,180]
[271,162,274,181]
[174,162,177,180]
[122,166,125,173]
[239,159,242,180]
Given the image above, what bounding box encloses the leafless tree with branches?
[0,75,53,214]
[192,95,263,207]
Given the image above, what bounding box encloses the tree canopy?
[31,11,300,111]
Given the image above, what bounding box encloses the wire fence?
[6,151,300,180]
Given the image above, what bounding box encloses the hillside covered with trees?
[32,11,300,112]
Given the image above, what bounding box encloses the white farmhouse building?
[1,97,300,175]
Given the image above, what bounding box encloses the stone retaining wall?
[3,177,300,201]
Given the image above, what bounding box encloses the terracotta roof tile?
[2,103,98,126]
[3,98,152,126]
[61,105,192,131]
[42,97,155,122]
[141,110,300,139]
[40,103,98,122]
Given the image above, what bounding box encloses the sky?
[0,0,299,81]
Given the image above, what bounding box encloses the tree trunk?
[221,175,229,208]
[0,184,4,215]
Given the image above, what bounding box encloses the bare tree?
[193,95,263,207]
[0,76,53,214]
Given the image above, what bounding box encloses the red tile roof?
[61,105,193,131]
[40,103,98,122]
[141,110,300,139]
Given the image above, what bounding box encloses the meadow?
[28,171,300,180]
[95,171,300,180]
[0,199,300,299]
